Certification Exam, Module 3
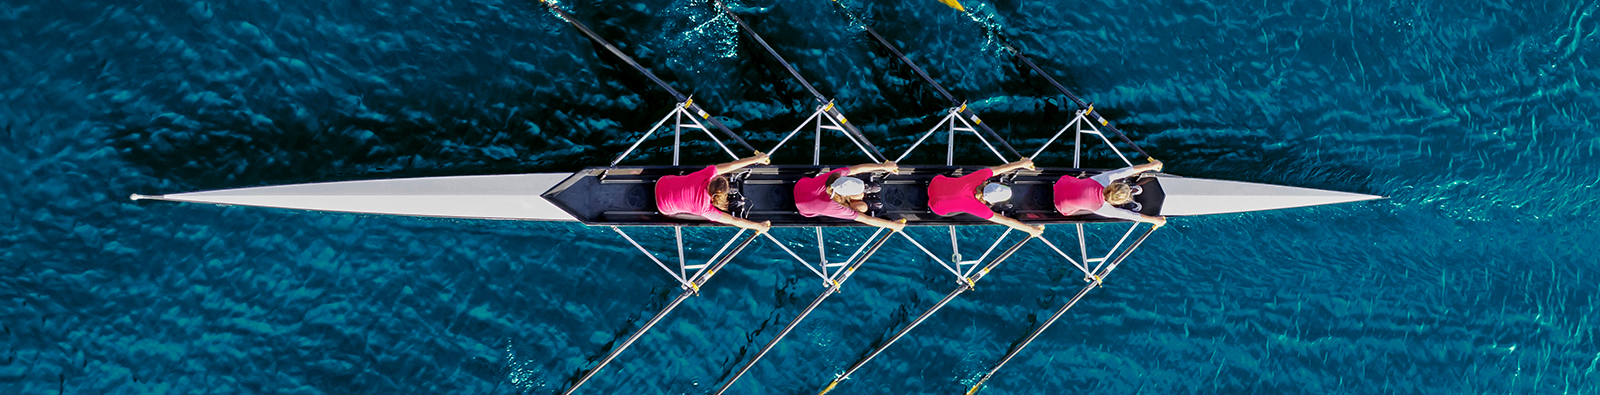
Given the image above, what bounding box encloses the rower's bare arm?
[1144,215,1167,227]
[987,214,1044,238]
[845,161,898,175]
[987,159,1036,175]
[1095,206,1168,227]
[712,214,772,233]
[1098,160,1162,181]
[852,215,907,232]
[714,152,772,175]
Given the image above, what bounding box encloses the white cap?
[830,176,866,196]
[982,183,1012,203]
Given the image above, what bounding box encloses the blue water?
[3,0,1597,393]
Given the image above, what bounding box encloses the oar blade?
[937,0,966,12]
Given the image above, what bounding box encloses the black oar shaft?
[820,238,1030,394]
[966,226,1158,394]
[1005,47,1150,158]
[713,1,886,162]
[713,232,894,395]
[825,1,1023,160]
[540,1,755,153]
[562,232,761,395]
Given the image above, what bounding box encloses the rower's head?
[709,176,731,211]
[828,175,866,197]
[980,183,1013,204]
[1104,183,1134,205]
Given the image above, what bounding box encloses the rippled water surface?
[4,0,1598,393]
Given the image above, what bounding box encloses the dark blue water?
[4,0,1597,393]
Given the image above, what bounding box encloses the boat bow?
[131,173,577,221]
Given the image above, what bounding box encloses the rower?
[794,162,907,232]
[656,153,773,233]
[1054,160,1168,227]
[927,159,1045,238]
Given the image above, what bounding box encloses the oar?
[818,237,1031,395]
[712,231,896,394]
[934,0,1151,159]
[820,0,1022,160]
[561,231,762,395]
[711,0,887,163]
[536,0,755,153]
[964,224,1159,395]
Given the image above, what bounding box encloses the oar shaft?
[715,233,893,394]
[715,1,826,104]
[966,276,1097,394]
[562,233,761,395]
[1004,46,1149,158]
[715,1,886,162]
[826,238,1029,390]
[826,1,1021,160]
[539,1,755,153]
[857,24,957,105]
[836,283,965,385]
[967,226,1157,394]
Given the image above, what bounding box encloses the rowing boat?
[129,165,1376,225]
[130,1,1380,393]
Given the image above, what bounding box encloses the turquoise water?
[4,0,1598,393]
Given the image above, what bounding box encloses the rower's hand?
[1019,159,1037,171]
[889,218,908,233]
[753,152,771,165]
[1025,225,1045,238]
[882,161,900,174]
[754,220,773,234]
[1149,216,1167,228]
[1148,159,1163,172]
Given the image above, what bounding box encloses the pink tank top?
[656,166,724,220]
[794,168,859,220]
[927,168,995,219]
[1054,175,1104,215]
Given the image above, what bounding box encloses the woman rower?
[793,161,907,232]
[1053,160,1167,227]
[656,153,772,233]
[927,159,1045,238]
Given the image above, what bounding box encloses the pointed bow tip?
[130,194,156,201]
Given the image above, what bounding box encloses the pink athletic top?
[656,165,724,221]
[794,168,859,220]
[927,168,995,219]
[1054,175,1104,215]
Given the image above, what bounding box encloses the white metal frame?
[896,103,1010,165]
[610,99,740,168]
[1029,108,1134,168]
[769,101,882,165]
[610,99,898,292]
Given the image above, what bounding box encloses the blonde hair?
[709,176,731,211]
[1103,183,1134,205]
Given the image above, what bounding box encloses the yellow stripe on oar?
[818,380,839,395]
[937,0,965,12]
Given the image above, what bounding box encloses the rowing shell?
[130,165,1378,223]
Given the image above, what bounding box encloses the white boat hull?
[1153,175,1381,216]
[131,170,1379,223]
[132,173,578,221]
